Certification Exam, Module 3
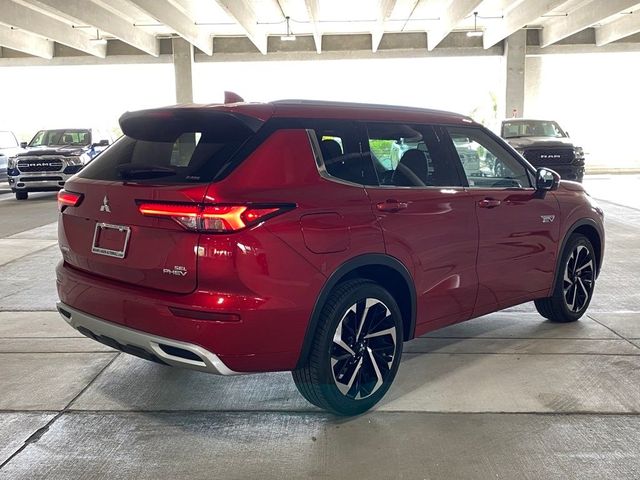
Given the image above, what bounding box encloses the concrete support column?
[504,29,526,118]
[172,37,194,104]
[524,55,542,117]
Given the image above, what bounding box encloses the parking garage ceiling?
[0,0,639,63]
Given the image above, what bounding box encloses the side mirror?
[20,142,27,148]
[536,167,560,191]
[92,139,109,148]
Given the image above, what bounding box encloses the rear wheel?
[293,279,404,415]
[535,233,596,323]
[15,191,28,200]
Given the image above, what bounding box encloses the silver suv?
[0,131,23,184]
[8,128,113,200]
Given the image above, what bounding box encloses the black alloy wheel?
[562,243,595,313]
[292,279,404,415]
[330,296,398,400]
[535,233,597,323]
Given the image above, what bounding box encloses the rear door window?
[364,123,463,187]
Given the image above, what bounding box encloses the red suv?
[56,99,605,415]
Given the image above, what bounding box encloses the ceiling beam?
[26,0,159,56]
[493,0,523,9]
[0,0,106,57]
[0,24,53,59]
[125,0,212,55]
[427,0,483,51]
[483,0,566,49]
[596,10,640,45]
[541,0,639,47]
[372,0,397,53]
[304,0,322,53]
[214,0,268,55]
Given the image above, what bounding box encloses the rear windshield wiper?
[117,163,177,180]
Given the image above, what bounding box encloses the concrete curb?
[585,168,640,175]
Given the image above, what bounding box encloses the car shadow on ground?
[69,309,611,417]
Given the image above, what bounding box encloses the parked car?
[0,130,23,183]
[500,119,585,182]
[7,128,113,200]
[56,100,605,415]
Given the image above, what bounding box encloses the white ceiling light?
[280,16,296,41]
[467,12,483,37]
[90,29,107,45]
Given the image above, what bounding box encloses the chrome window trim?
[464,186,536,192]
[366,184,467,191]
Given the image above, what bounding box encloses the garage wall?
[525,52,640,170]
[3,51,637,173]
[193,56,503,130]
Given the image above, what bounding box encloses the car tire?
[292,279,404,415]
[535,233,596,323]
[15,191,28,200]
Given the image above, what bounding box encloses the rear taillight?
[137,202,289,232]
[57,190,83,211]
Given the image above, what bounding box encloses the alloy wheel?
[330,298,398,400]
[563,244,594,313]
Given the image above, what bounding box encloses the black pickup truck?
[7,128,112,200]
[501,119,585,183]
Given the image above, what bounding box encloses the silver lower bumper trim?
[57,302,238,375]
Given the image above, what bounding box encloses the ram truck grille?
[523,148,574,165]
[18,157,64,172]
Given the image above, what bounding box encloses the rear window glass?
[79,129,251,183]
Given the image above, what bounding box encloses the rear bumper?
[56,234,325,372]
[57,302,238,375]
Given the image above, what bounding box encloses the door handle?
[376,199,409,213]
[478,198,501,208]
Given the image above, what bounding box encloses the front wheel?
[535,233,596,322]
[15,191,28,200]
[292,279,404,415]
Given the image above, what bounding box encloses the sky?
[1,52,639,167]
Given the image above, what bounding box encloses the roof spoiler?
[119,107,264,142]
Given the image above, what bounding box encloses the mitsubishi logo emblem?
[100,195,111,213]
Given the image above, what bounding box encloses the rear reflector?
[57,190,83,210]
[169,307,241,322]
[138,202,287,232]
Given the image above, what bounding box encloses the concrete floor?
[0,176,639,479]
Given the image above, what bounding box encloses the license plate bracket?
[91,223,131,259]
